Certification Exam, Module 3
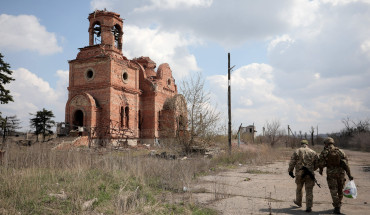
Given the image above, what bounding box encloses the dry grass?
[0,141,215,214]
[0,138,291,214]
[212,143,291,166]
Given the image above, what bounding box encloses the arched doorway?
[74,110,84,127]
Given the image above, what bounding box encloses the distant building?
[64,10,187,145]
[240,125,256,140]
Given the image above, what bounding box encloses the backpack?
[326,147,341,168]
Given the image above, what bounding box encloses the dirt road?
[192,149,370,215]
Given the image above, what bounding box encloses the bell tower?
[66,10,140,141]
[88,10,123,51]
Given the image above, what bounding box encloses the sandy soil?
[192,149,370,215]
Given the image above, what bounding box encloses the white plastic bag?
[343,180,357,199]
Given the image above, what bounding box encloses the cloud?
[321,0,370,6]
[267,34,295,53]
[314,73,320,79]
[208,64,288,130]
[1,68,68,131]
[134,0,213,12]
[0,14,62,55]
[269,0,370,77]
[90,0,302,47]
[282,0,319,28]
[267,0,370,112]
[123,25,200,79]
[89,0,370,133]
[208,62,370,134]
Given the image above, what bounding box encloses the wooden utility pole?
[316,125,319,144]
[287,125,290,147]
[228,53,232,154]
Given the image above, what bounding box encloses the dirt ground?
[192,149,370,215]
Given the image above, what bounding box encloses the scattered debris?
[149,151,177,160]
[82,198,98,211]
[16,140,32,146]
[49,190,67,200]
[183,186,190,192]
[52,136,88,150]
[150,150,156,156]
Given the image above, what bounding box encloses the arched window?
[125,106,129,128]
[138,110,142,131]
[120,106,124,127]
[93,22,101,45]
[74,110,84,128]
[112,24,122,49]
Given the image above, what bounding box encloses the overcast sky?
[1,0,370,134]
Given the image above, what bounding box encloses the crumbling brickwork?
[65,10,187,145]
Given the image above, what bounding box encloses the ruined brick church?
[65,10,187,145]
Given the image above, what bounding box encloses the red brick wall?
[65,10,184,142]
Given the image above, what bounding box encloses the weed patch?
[244,169,272,174]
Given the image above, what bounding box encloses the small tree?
[180,72,220,153]
[0,53,15,104]
[265,119,284,146]
[30,108,55,142]
[1,115,21,137]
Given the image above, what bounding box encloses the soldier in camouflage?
[318,137,353,214]
[288,139,319,213]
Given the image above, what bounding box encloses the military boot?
[305,207,312,213]
[293,200,302,207]
[333,207,341,214]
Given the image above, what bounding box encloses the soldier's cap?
[324,137,335,144]
[300,139,309,145]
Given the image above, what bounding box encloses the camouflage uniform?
[288,140,319,211]
[318,138,352,213]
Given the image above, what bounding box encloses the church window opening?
[85,69,94,80]
[111,24,122,49]
[73,110,84,128]
[93,22,101,44]
[122,70,128,83]
[138,110,142,132]
[120,106,124,127]
[125,106,129,128]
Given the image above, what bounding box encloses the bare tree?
[265,119,284,146]
[180,72,220,152]
[1,115,21,146]
[341,116,370,137]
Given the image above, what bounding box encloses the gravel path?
[192,149,370,215]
